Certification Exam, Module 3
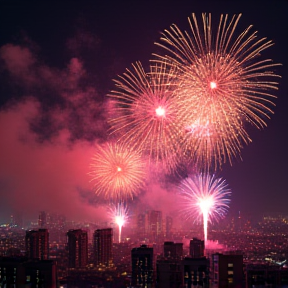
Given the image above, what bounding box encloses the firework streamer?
[108,202,129,243]
[178,173,231,243]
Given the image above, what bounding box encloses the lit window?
[228,271,234,275]
[228,263,233,267]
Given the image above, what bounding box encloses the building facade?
[67,229,88,268]
[131,244,153,288]
[93,228,113,268]
[211,253,243,288]
[25,229,49,260]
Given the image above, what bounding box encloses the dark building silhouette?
[25,229,49,260]
[93,228,113,268]
[157,242,183,288]
[190,238,204,258]
[0,256,56,288]
[131,244,153,288]
[163,241,183,259]
[67,229,88,268]
[157,240,209,288]
[156,258,182,288]
[182,256,210,287]
[246,263,288,287]
[212,252,243,288]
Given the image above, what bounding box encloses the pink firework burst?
[107,61,185,173]
[89,142,146,200]
[154,13,281,170]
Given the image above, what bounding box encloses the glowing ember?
[210,81,217,89]
[155,106,165,117]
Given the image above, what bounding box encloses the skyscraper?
[25,229,49,260]
[165,216,173,238]
[137,213,146,238]
[38,211,47,228]
[93,228,113,268]
[190,238,204,258]
[67,229,88,268]
[147,210,162,241]
[131,244,153,287]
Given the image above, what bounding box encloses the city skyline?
[0,1,287,223]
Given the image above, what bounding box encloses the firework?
[107,61,184,172]
[178,174,231,243]
[89,142,146,200]
[154,13,281,169]
[108,202,129,243]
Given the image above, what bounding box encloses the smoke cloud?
[0,40,181,225]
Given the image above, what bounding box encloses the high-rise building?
[164,241,183,259]
[212,252,243,288]
[67,229,88,268]
[131,244,153,287]
[93,228,113,268]
[25,229,49,260]
[190,238,204,258]
[147,210,162,241]
[165,216,173,237]
[38,211,47,228]
[137,213,146,238]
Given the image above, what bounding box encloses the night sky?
[0,1,287,224]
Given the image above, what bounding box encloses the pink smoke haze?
[0,99,107,222]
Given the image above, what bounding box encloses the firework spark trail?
[154,13,281,170]
[89,142,146,200]
[107,61,185,173]
[108,202,129,243]
[178,174,231,243]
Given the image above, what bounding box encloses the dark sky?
[0,0,287,223]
